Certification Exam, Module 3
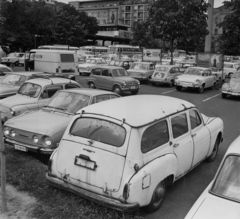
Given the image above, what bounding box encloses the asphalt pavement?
[12,67,240,219]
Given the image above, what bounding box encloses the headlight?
[137,80,140,85]
[43,136,52,147]
[10,108,15,116]
[195,79,200,84]
[122,82,127,86]
[10,129,16,137]
[222,83,229,90]
[3,127,10,136]
[32,135,39,143]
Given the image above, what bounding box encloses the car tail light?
[123,183,130,200]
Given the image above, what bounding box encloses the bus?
[107,45,142,57]
[38,45,79,51]
[79,46,108,55]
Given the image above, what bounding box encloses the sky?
[56,0,225,8]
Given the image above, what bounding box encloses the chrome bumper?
[222,91,240,96]
[46,173,140,212]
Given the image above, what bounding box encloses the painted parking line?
[161,90,176,94]
[203,93,221,102]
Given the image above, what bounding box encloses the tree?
[218,0,240,55]
[53,5,99,47]
[147,0,209,61]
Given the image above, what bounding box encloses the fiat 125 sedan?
[3,89,120,154]
[175,67,216,93]
[185,135,240,219]
[221,71,240,98]
[0,75,80,123]
[46,95,223,212]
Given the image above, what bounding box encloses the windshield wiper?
[54,107,72,115]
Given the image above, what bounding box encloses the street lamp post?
[34,35,41,49]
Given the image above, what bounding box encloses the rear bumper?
[222,91,240,96]
[46,173,140,212]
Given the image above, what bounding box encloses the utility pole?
[204,0,214,52]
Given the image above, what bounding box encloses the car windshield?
[155,67,169,72]
[112,69,129,76]
[70,118,126,147]
[1,74,27,86]
[46,91,90,114]
[18,82,41,97]
[130,63,149,70]
[210,155,240,202]
[184,68,204,75]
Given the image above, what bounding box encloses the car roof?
[189,67,209,70]
[26,77,77,86]
[79,95,195,127]
[5,71,43,76]
[59,88,119,96]
[225,135,240,155]
[91,65,124,70]
[34,49,76,54]
[155,64,175,68]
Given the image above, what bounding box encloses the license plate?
[74,156,97,170]
[15,144,27,152]
[130,86,136,89]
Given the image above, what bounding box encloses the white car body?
[46,95,224,212]
[185,135,240,219]
[78,58,107,76]
[223,62,239,77]
[175,67,216,93]
[1,52,24,66]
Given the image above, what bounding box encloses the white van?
[25,49,79,79]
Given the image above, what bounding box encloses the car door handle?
[192,133,196,137]
[173,143,179,147]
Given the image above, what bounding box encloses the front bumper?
[150,78,170,84]
[121,85,139,91]
[5,138,54,154]
[175,82,200,88]
[46,173,140,212]
[222,90,240,96]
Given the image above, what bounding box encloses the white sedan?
[78,58,107,76]
[175,67,216,93]
[185,135,240,219]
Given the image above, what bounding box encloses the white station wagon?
[185,135,240,219]
[46,95,224,212]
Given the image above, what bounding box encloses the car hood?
[7,110,71,134]
[191,197,240,219]
[0,94,37,108]
[118,76,139,83]
[229,79,240,91]
[177,74,205,82]
[0,84,17,96]
[78,63,98,68]
[128,69,151,73]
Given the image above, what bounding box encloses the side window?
[171,113,188,139]
[102,69,110,77]
[41,85,63,99]
[65,84,80,89]
[92,94,110,104]
[189,110,202,130]
[92,69,101,76]
[141,120,169,153]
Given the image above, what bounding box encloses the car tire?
[198,85,204,93]
[145,180,167,213]
[206,136,220,162]
[113,85,122,95]
[131,90,138,95]
[222,93,227,98]
[89,82,95,89]
[176,86,182,91]
[169,80,174,87]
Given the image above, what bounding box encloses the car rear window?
[70,118,126,147]
[60,54,74,62]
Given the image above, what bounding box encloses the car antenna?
[181,103,187,109]
[121,118,125,126]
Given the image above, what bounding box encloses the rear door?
[56,116,130,191]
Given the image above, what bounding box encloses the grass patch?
[2,145,145,219]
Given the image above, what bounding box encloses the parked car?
[178,61,197,73]
[0,52,24,66]
[150,65,182,87]
[0,64,13,78]
[18,55,25,67]
[209,67,227,81]
[223,62,239,78]
[3,89,120,154]
[131,54,143,62]
[185,135,240,219]
[156,59,175,65]
[46,95,223,212]
[108,59,134,70]
[0,75,81,123]
[221,71,240,98]
[127,61,155,82]
[78,58,107,76]
[0,72,43,99]
[175,67,216,93]
[86,66,140,95]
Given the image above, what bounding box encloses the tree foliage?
[133,0,209,56]
[218,0,240,55]
[0,2,99,51]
